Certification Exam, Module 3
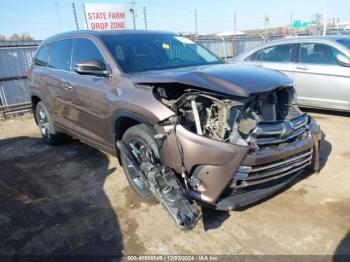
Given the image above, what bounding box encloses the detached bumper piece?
[117,141,201,230]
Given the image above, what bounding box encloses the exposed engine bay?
[154,84,303,149]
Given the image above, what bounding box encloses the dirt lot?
[0,111,349,256]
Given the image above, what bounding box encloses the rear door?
[293,42,350,110]
[243,43,295,79]
[64,37,112,147]
[45,38,74,129]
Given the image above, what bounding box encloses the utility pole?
[194,9,198,40]
[143,6,148,30]
[264,14,270,41]
[72,2,79,30]
[323,11,327,35]
[232,11,237,57]
[290,13,293,35]
[130,0,136,30]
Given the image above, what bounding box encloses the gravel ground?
[0,111,349,257]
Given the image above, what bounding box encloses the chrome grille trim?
[231,149,312,188]
[248,114,309,146]
[235,163,309,187]
[238,149,313,173]
[245,155,311,180]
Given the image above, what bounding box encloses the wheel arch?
[112,109,158,165]
[31,92,43,124]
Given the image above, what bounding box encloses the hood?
[129,64,293,97]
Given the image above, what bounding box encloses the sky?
[1,0,350,40]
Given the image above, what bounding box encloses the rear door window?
[71,38,105,68]
[34,45,50,67]
[255,44,293,62]
[48,39,73,71]
[299,43,344,65]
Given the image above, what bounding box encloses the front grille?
[231,149,312,188]
[247,113,309,146]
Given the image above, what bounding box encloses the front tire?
[120,124,161,200]
[35,101,70,145]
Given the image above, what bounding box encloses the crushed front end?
[154,84,321,211]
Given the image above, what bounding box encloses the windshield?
[336,38,350,50]
[101,33,222,73]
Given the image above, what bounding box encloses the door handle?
[296,65,309,70]
[62,81,73,89]
[40,75,46,80]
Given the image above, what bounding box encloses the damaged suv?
[30,30,321,230]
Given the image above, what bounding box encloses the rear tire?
[120,124,161,200]
[35,101,71,145]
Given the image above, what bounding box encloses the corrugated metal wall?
[0,41,40,106]
[197,35,284,58]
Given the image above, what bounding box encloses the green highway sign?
[292,20,316,28]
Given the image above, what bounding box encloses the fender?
[112,109,155,141]
[30,90,44,104]
[30,91,45,124]
[111,109,166,164]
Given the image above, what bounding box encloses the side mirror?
[336,54,350,67]
[74,59,111,76]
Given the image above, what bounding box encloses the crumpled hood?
[129,63,293,97]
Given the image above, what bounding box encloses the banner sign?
[83,3,126,30]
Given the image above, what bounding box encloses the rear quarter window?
[245,52,257,61]
[34,45,50,67]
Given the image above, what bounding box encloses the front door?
[64,37,113,148]
[293,42,350,111]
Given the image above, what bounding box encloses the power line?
[0,3,70,12]
[55,1,62,30]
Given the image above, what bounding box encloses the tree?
[8,33,34,41]
[19,33,33,41]
[9,33,20,41]
[0,34,6,41]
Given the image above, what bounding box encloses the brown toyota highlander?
[29,30,321,230]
